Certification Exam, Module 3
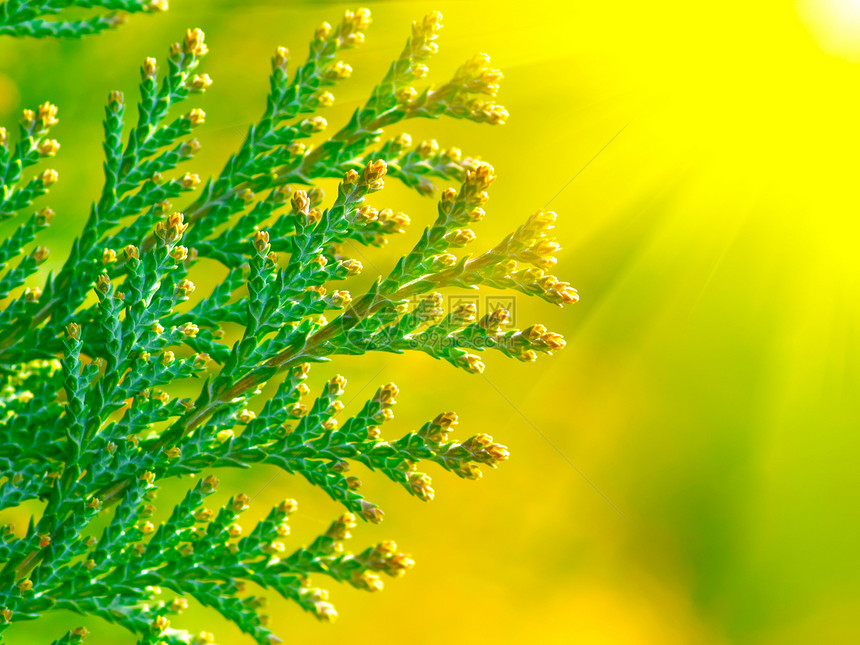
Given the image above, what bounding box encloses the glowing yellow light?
[798,0,860,60]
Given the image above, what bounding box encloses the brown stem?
[14,548,45,581]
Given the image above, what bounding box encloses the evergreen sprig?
[0,7,578,644]
[0,0,167,39]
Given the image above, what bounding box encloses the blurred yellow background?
[2,0,860,642]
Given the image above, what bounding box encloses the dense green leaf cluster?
[0,6,577,644]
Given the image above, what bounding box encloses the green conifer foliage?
[0,5,577,643]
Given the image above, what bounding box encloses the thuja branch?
[0,0,168,39]
[0,7,579,644]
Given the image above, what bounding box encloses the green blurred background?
[2,0,860,642]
